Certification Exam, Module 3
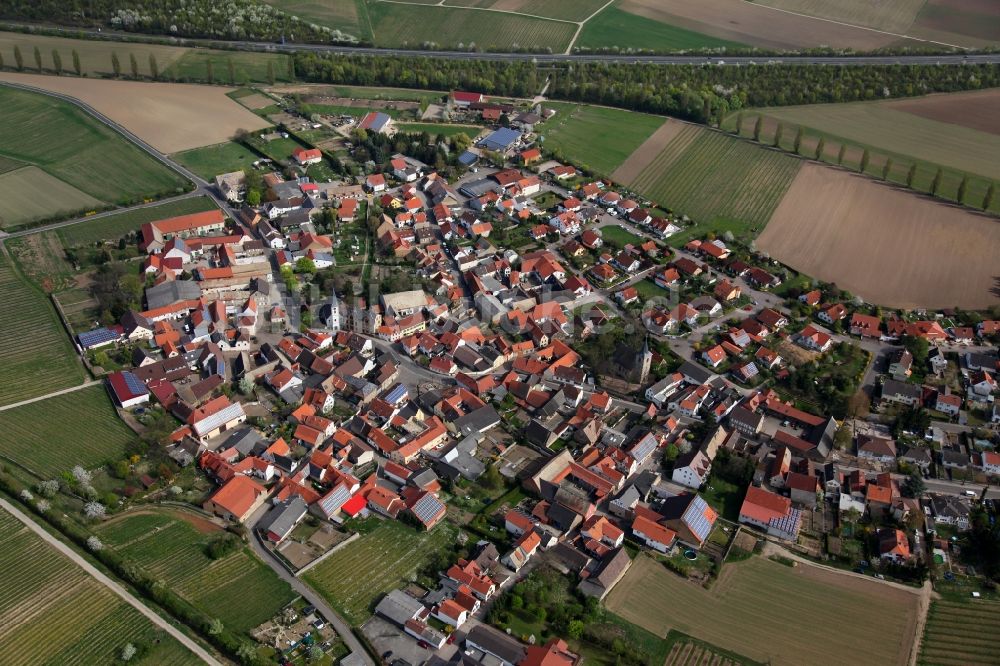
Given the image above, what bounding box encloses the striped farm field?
[95,508,296,634]
[305,519,456,625]
[366,2,577,51]
[606,555,917,666]
[57,196,219,247]
[0,386,135,478]
[622,125,801,241]
[918,599,1000,666]
[0,253,85,408]
[0,507,200,666]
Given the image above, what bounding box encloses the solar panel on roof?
[684,496,714,543]
[122,372,148,396]
[412,493,444,524]
[78,328,119,348]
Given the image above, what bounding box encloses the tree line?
[292,52,1000,124]
[0,0,357,44]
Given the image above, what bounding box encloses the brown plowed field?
[618,0,908,50]
[758,164,1000,309]
[886,89,1000,136]
[0,72,270,153]
[611,119,684,183]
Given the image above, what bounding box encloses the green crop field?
[58,196,219,247]
[263,0,370,40]
[96,509,297,634]
[0,87,188,213]
[732,101,1000,182]
[443,0,608,22]
[919,599,1000,666]
[321,85,448,103]
[0,30,190,77]
[624,125,801,241]
[0,254,85,408]
[396,123,484,138]
[607,555,917,666]
[541,102,666,176]
[366,2,577,52]
[576,4,747,52]
[174,142,262,180]
[168,50,293,84]
[0,386,135,477]
[0,166,104,228]
[305,519,456,625]
[0,507,200,665]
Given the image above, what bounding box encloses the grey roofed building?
[881,378,922,404]
[677,360,713,385]
[929,495,972,528]
[145,279,202,310]
[940,448,970,468]
[454,406,501,437]
[464,624,527,666]
[437,435,486,481]
[459,178,498,199]
[547,542,592,574]
[728,405,764,436]
[523,419,558,448]
[222,427,266,457]
[257,495,308,542]
[375,589,426,627]
[579,547,632,600]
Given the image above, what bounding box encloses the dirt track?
[611,119,683,183]
[0,72,270,153]
[758,163,1000,309]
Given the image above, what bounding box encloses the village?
[52,87,1000,666]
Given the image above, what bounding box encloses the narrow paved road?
[246,505,375,666]
[0,380,102,412]
[0,498,221,665]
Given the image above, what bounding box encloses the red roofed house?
[203,475,267,522]
[452,91,485,107]
[702,344,727,368]
[878,528,911,563]
[434,598,469,629]
[631,515,677,553]
[521,148,542,165]
[521,639,580,666]
[739,485,801,541]
[292,147,323,166]
[446,559,496,599]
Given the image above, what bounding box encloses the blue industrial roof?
[479,128,521,151]
[458,150,479,166]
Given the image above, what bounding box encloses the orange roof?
[740,485,791,524]
[207,475,265,520]
[632,515,677,547]
[154,209,225,234]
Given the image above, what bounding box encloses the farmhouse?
[739,485,801,542]
[140,209,227,253]
[203,475,267,522]
[631,515,677,553]
[359,111,393,134]
[106,370,150,408]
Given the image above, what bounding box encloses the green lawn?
[300,103,410,119]
[701,478,745,522]
[599,225,644,248]
[304,519,456,625]
[173,142,261,180]
[95,509,297,635]
[57,196,219,247]
[540,102,665,176]
[0,254,86,409]
[322,85,447,103]
[0,87,189,213]
[576,4,747,52]
[0,508,201,666]
[0,386,135,477]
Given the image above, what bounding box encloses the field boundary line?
[0,497,220,665]
[376,0,579,24]
[296,531,361,576]
[737,0,966,50]
[0,380,102,413]
[565,0,616,54]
